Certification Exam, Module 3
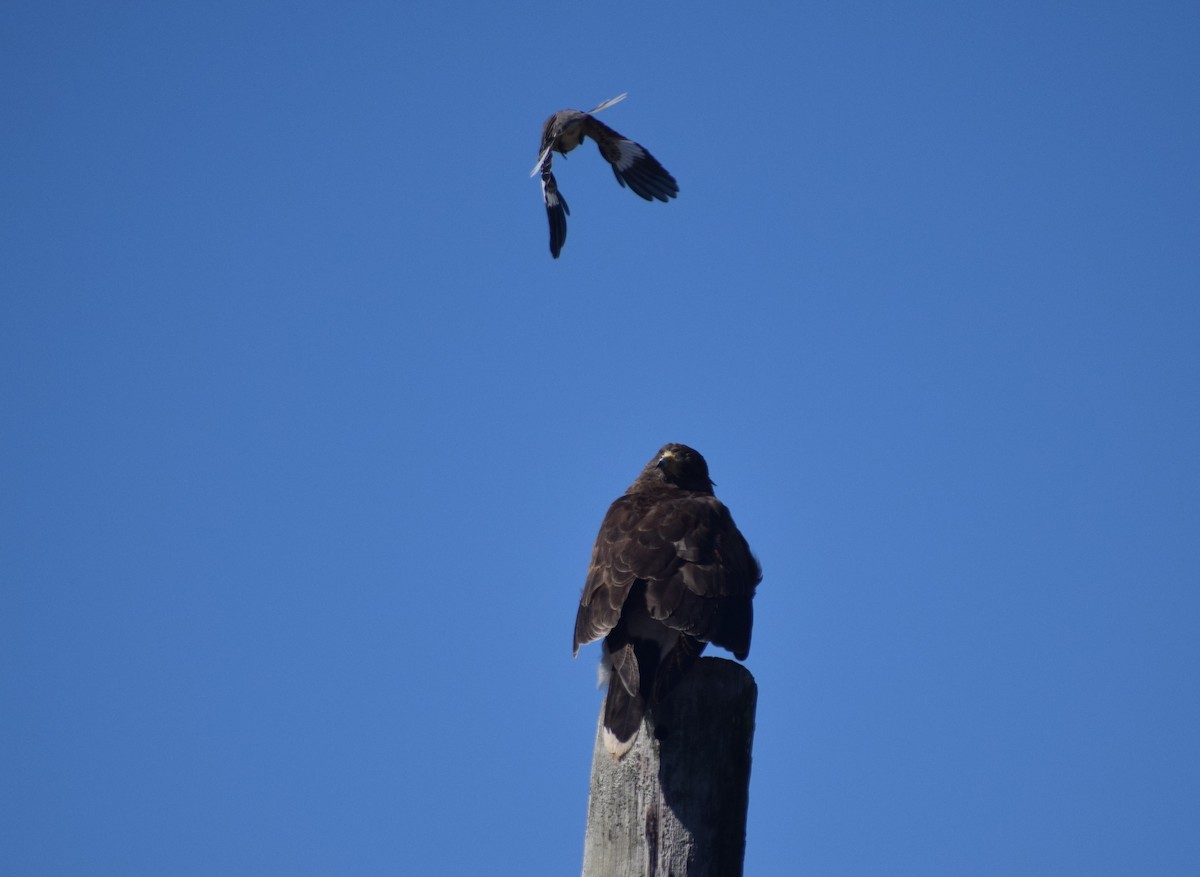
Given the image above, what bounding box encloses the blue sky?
[3,1,1198,874]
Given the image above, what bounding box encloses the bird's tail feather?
[601,676,643,760]
[601,638,659,759]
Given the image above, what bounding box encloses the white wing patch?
[587,92,627,115]
[530,143,554,178]
[612,140,646,171]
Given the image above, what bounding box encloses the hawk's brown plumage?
[574,443,761,758]
[532,93,679,259]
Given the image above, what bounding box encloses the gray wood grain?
[581,658,757,877]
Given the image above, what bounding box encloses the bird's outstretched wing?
[583,117,679,203]
[585,92,627,115]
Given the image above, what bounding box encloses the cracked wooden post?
[580,657,757,877]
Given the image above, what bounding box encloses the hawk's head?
[644,443,714,494]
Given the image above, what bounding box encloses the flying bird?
[531,93,679,259]
[574,443,761,759]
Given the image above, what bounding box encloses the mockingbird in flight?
[531,94,679,259]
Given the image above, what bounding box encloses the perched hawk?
[531,93,679,259]
[574,443,761,759]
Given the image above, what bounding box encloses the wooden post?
[580,657,757,877]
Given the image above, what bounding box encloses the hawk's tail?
[601,639,659,759]
[601,676,643,760]
[600,634,708,759]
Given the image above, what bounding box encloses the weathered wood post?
[581,657,757,877]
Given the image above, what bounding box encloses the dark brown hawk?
[531,93,679,259]
[574,443,761,759]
